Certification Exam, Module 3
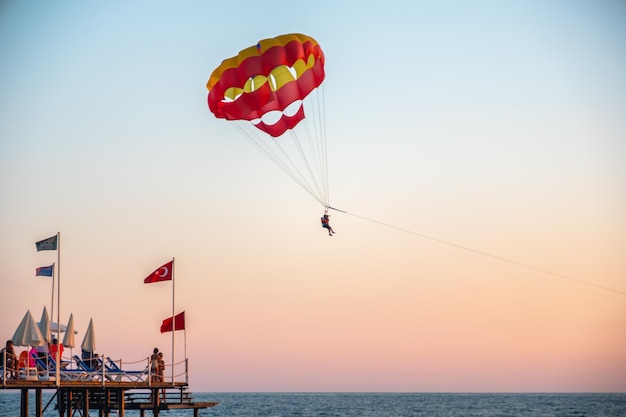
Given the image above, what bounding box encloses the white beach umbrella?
[81,318,96,353]
[62,314,76,348]
[49,322,69,333]
[38,306,51,343]
[37,320,71,336]
[12,310,46,347]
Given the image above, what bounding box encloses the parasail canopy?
[207,33,331,207]
[207,33,325,137]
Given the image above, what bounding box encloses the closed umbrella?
[38,307,51,343]
[12,310,46,347]
[62,313,76,360]
[62,314,75,348]
[81,318,96,353]
[11,310,45,380]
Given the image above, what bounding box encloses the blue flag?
[36,235,58,251]
[36,265,54,277]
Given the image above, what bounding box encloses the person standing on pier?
[157,352,165,382]
[158,352,166,403]
[150,347,159,382]
[48,338,64,361]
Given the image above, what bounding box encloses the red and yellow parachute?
[207,33,325,137]
[206,34,330,206]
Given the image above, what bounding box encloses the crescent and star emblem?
[158,267,169,277]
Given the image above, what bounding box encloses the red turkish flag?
[160,311,185,333]
[144,261,173,284]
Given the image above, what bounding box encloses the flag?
[160,311,185,333]
[36,265,54,277]
[144,260,173,283]
[36,235,58,251]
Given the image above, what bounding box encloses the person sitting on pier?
[92,353,102,371]
[1,340,18,379]
[82,348,98,371]
[28,346,38,368]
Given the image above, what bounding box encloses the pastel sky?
[1,1,625,392]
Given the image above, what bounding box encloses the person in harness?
[321,209,335,236]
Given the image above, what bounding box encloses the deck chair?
[103,357,148,382]
[35,356,88,381]
[72,355,104,381]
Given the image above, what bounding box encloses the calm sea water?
[1,392,625,417]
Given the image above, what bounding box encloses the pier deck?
[1,379,217,416]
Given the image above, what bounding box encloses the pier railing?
[2,357,217,417]
[2,354,190,387]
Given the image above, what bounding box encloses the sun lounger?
[102,357,148,382]
[72,355,106,381]
[35,356,89,381]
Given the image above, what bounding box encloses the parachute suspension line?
[233,86,330,208]
[318,85,330,206]
[331,208,626,297]
[224,90,330,207]
[289,128,327,207]
[231,121,326,206]
[297,86,330,207]
[297,108,324,203]
[270,131,324,202]
[208,33,330,207]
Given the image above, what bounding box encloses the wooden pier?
[1,380,217,417]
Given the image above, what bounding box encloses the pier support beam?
[57,388,64,417]
[66,389,73,417]
[20,388,28,417]
[82,388,89,417]
[151,388,160,416]
[118,388,125,417]
[36,388,43,417]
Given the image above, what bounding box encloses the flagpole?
[50,263,55,342]
[171,256,175,385]
[55,231,61,387]
[49,263,55,374]
[184,326,187,385]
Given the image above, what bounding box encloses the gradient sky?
[1,1,625,392]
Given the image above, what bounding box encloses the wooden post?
[104,389,111,417]
[152,388,160,416]
[83,388,89,417]
[36,388,43,417]
[118,388,125,417]
[20,388,28,417]
[66,389,73,417]
[57,388,64,417]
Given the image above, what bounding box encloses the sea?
[1,392,625,417]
